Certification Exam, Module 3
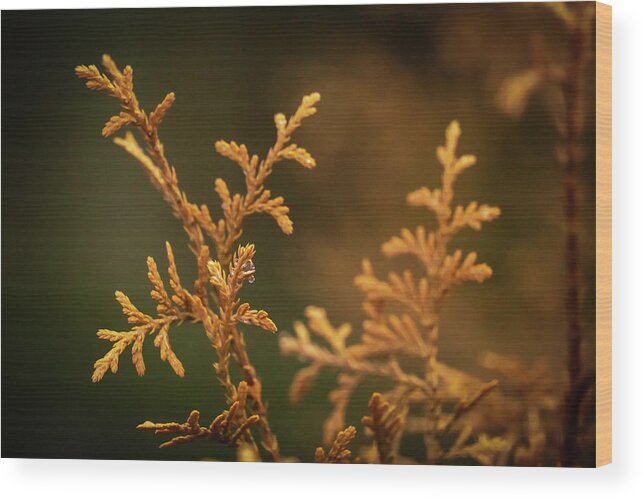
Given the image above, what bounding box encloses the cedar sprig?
[281,122,501,464]
[78,55,321,461]
[280,306,430,396]
[91,241,190,383]
[76,55,320,266]
[314,426,358,464]
[91,242,271,390]
[76,56,208,263]
[137,381,260,455]
[361,393,403,464]
[213,91,320,263]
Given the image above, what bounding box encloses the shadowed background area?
[2,4,595,462]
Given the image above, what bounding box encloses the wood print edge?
[595,0,612,468]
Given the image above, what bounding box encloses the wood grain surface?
[595,1,612,467]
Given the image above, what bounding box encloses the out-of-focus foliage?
[281,121,510,465]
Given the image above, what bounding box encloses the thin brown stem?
[560,7,593,467]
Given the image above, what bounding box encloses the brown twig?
[557,5,594,467]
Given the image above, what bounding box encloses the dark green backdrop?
[2,4,595,461]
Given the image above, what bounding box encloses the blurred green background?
[2,4,595,461]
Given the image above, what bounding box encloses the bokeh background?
[2,4,595,461]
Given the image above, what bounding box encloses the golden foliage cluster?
[361,393,403,464]
[77,55,321,462]
[281,121,506,464]
[314,425,358,464]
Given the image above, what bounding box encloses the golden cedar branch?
[78,54,322,461]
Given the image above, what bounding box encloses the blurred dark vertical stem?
[560,5,593,468]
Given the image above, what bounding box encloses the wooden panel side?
[595,1,612,468]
